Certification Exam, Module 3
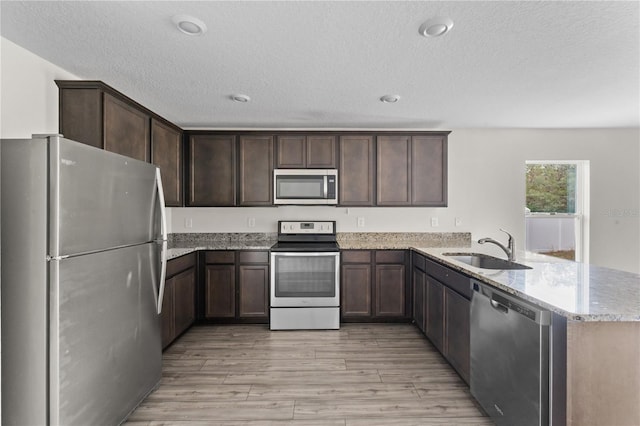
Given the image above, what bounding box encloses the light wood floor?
[124,323,492,425]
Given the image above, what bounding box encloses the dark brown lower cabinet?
[444,286,471,383]
[412,266,426,334]
[204,251,269,322]
[341,263,372,318]
[341,250,408,321]
[425,277,445,353]
[413,251,471,384]
[238,264,269,318]
[375,264,406,317]
[161,253,197,349]
[205,264,236,318]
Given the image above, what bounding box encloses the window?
[525,161,589,262]
[526,164,576,214]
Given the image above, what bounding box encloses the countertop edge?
[411,247,640,323]
[166,245,640,322]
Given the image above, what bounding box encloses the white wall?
[1,37,78,138]
[1,39,638,273]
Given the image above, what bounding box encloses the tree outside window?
[526,164,577,214]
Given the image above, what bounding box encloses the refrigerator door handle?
[157,240,168,314]
[155,167,167,241]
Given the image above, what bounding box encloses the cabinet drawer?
[166,252,196,277]
[425,258,472,299]
[412,251,426,271]
[239,251,269,264]
[205,251,235,264]
[375,250,405,264]
[341,250,372,263]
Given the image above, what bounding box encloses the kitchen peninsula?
[166,231,640,426]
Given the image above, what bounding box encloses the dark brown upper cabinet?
[377,135,412,206]
[339,135,375,206]
[276,135,336,168]
[186,132,273,207]
[238,135,274,206]
[103,93,150,162]
[187,134,236,206]
[151,119,183,206]
[411,135,447,206]
[57,82,151,162]
[376,134,448,207]
[56,80,184,205]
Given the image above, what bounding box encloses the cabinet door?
[205,264,236,318]
[374,264,406,317]
[276,135,306,168]
[376,135,411,205]
[238,135,274,206]
[412,135,447,206]
[238,265,269,318]
[59,88,103,149]
[426,277,444,353]
[339,135,374,206]
[306,136,336,168]
[188,134,236,206]
[151,119,182,206]
[103,93,150,162]
[341,263,372,318]
[412,267,426,334]
[160,277,175,349]
[173,268,196,336]
[444,287,470,384]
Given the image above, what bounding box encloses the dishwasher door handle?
[490,299,509,314]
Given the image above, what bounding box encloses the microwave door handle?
[323,175,328,199]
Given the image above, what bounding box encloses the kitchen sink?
[442,252,532,270]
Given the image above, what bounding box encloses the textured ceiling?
[1,1,639,129]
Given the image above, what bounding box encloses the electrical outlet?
[430,217,439,227]
[357,217,365,228]
[247,217,256,228]
[184,218,193,229]
[455,217,462,227]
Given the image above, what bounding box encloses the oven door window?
[273,254,336,297]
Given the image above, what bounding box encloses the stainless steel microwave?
[273,169,338,205]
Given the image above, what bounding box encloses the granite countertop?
[414,245,640,322]
[165,232,640,322]
[167,241,276,260]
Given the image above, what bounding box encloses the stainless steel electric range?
[270,221,340,330]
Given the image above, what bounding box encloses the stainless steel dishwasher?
[470,280,551,426]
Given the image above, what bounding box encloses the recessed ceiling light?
[419,17,454,38]
[172,15,207,36]
[380,95,400,103]
[231,94,251,103]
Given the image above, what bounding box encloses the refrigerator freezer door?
[49,243,162,426]
[1,138,49,425]
[50,136,160,257]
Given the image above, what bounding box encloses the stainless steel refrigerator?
[1,135,168,425]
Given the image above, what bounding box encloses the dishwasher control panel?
[491,293,537,321]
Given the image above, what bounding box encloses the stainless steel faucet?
[478,228,516,261]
